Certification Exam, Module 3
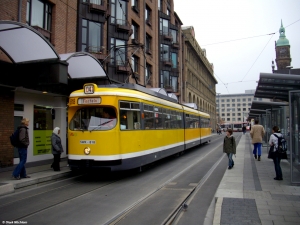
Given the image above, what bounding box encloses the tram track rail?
[1,133,241,224]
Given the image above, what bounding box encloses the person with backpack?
[12,118,30,180]
[223,128,236,169]
[268,126,287,180]
[51,127,64,171]
[250,119,265,161]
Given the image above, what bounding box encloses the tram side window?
[154,107,164,129]
[119,101,141,130]
[200,117,209,128]
[144,106,154,129]
[185,114,199,128]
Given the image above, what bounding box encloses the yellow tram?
[67,83,212,171]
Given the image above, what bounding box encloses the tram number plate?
[80,140,96,144]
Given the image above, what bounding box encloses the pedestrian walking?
[250,119,265,161]
[268,126,286,180]
[223,128,236,169]
[12,118,30,180]
[242,125,246,135]
[51,127,64,171]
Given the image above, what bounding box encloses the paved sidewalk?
[213,134,300,225]
[0,158,71,196]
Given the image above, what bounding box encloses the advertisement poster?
[33,130,52,155]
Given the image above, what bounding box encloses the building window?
[227,113,230,116]
[81,19,102,52]
[111,0,127,25]
[243,103,246,106]
[222,113,225,117]
[131,21,139,42]
[237,103,241,107]
[145,5,151,24]
[238,118,241,121]
[248,98,251,101]
[166,0,171,15]
[221,99,225,102]
[227,108,231,112]
[131,0,139,13]
[146,34,152,54]
[171,52,177,68]
[243,108,246,111]
[221,104,225,107]
[237,108,241,111]
[237,99,240,102]
[227,99,230,102]
[232,104,235,107]
[232,113,235,116]
[26,0,52,39]
[158,0,162,10]
[110,38,126,65]
[222,109,225,112]
[243,98,246,102]
[161,70,170,88]
[161,44,170,61]
[227,118,230,121]
[131,55,139,73]
[146,63,152,83]
[238,113,241,116]
[170,29,177,43]
[231,108,235,112]
[232,118,236,121]
[232,99,235,102]
[171,76,178,92]
[227,104,230,107]
[160,18,169,35]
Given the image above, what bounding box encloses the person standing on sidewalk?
[223,128,236,169]
[51,127,64,171]
[12,118,30,179]
[242,125,246,135]
[250,119,265,161]
[268,126,285,180]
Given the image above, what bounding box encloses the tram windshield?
[69,107,117,131]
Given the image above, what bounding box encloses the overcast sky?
[174,0,300,94]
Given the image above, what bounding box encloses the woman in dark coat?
[51,127,63,171]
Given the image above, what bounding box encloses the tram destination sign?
[78,98,101,104]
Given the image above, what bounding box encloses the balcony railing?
[89,0,107,13]
[115,19,131,33]
[172,42,180,49]
[32,26,51,40]
[87,46,109,61]
[146,48,152,55]
[163,33,173,41]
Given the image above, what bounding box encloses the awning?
[0,21,59,64]
[60,52,107,79]
[255,73,300,101]
[249,100,289,118]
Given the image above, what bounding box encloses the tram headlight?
[84,147,91,155]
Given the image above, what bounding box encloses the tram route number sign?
[80,140,96,144]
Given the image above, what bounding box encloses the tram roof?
[98,83,179,104]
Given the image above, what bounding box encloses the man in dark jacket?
[12,118,30,179]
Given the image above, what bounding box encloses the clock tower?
[275,20,291,70]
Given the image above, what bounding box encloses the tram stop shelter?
[249,72,300,184]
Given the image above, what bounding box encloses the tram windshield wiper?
[89,119,114,131]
